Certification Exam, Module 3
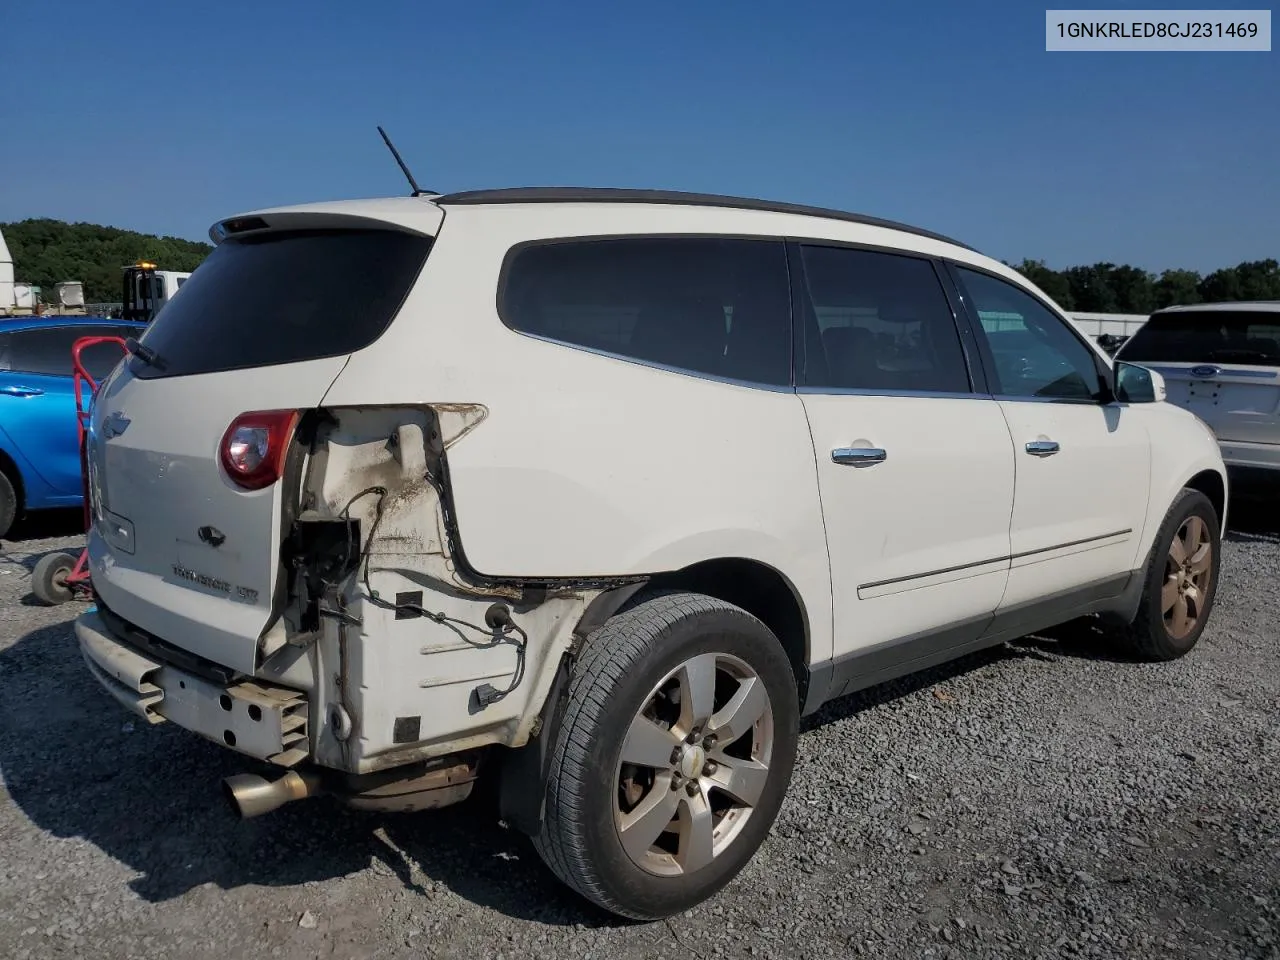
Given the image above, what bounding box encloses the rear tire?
[1118,488,1221,661]
[533,590,799,920]
[0,471,17,540]
[32,552,78,606]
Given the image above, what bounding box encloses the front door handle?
[832,447,887,466]
[0,385,44,397]
[1025,439,1060,456]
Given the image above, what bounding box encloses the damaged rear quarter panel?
[294,405,602,774]
[318,202,835,680]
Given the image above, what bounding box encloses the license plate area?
[155,670,310,766]
[1187,379,1222,406]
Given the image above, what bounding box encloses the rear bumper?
[76,608,311,767]
[1219,439,1280,472]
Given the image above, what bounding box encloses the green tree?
[1105,264,1155,313]
[1153,269,1202,309]
[1012,259,1074,309]
[1,218,212,304]
[1200,259,1280,302]
[1063,264,1119,312]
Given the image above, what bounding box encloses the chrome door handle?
[832,447,887,466]
[0,385,44,397]
[1025,440,1060,456]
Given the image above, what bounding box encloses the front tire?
[1119,488,1221,661]
[534,591,799,920]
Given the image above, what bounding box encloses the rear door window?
[501,237,792,386]
[4,326,139,380]
[130,229,433,379]
[1120,310,1280,366]
[8,328,81,377]
[795,245,971,394]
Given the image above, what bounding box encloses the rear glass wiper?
[125,337,168,371]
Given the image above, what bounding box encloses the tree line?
[1,218,213,305]
[3,217,1277,314]
[1007,258,1280,314]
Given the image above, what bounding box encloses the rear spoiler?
[209,202,444,246]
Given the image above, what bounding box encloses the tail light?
[220,410,299,490]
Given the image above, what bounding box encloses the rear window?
[130,228,433,379]
[1121,310,1280,366]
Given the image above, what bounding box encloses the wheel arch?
[0,445,27,514]
[1182,467,1227,535]
[1110,463,1229,628]
[633,557,812,705]
[498,556,814,839]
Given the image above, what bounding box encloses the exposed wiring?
[334,484,529,707]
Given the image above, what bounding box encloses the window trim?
[494,233,797,392]
[941,259,1115,405]
[786,239,989,398]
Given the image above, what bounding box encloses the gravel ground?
[1,505,1278,960]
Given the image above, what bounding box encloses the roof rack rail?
[433,186,976,252]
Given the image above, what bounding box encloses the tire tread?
[533,589,766,918]
[1118,487,1219,661]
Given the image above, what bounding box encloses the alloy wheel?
[1163,515,1213,640]
[613,652,775,877]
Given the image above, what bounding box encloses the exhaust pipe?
[222,770,320,819]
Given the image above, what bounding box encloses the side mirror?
[1114,361,1165,404]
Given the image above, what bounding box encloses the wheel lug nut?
[670,774,684,790]
[702,761,717,776]
[703,735,717,750]
[686,728,700,744]
[685,781,699,797]
[670,747,682,765]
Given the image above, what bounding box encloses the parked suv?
[76,188,1227,919]
[1116,302,1280,496]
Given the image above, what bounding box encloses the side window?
[8,328,81,377]
[955,267,1103,401]
[501,237,792,386]
[797,245,970,393]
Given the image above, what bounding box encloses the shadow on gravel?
[0,507,86,584]
[1224,497,1279,538]
[802,643,1055,731]
[0,550,42,576]
[0,620,621,927]
[4,499,1272,928]
[3,507,85,543]
[1010,619,1146,664]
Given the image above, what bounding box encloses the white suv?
[1116,302,1280,495]
[76,187,1228,920]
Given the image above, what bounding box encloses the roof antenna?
[377,125,434,196]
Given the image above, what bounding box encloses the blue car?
[0,316,147,538]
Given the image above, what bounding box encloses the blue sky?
[0,1,1274,272]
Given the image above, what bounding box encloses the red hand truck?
[30,335,129,606]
